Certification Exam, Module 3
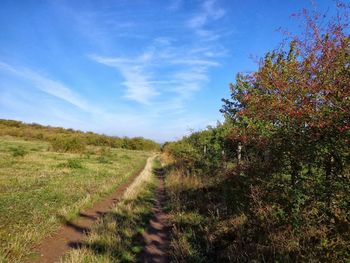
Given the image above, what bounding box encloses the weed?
[10,146,28,157]
[57,159,84,169]
[121,154,131,160]
[97,148,113,164]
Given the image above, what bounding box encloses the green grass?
[0,136,150,263]
[61,158,159,263]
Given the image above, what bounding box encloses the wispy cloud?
[168,0,183,11]
[0,61,90,111]
[89,55,159,105]
[57,0,227,109]
[0,0,230,142]
[187,0,226,39]
[90,38,220,108]
[170,58,219,66]
[0,60,162,138]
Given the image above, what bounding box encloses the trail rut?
[31,156,155,263]
[138,167,170,263]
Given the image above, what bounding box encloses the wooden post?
[237,142,242,165]
[221,149,227,170]
[264,148,270,163]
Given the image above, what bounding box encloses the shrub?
[50,136,86,153]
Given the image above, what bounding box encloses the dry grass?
[164,158,350,262]
[164,169,207,262]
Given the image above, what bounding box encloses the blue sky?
[0,0,336,142]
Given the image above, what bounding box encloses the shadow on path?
[31,157,153,263]
[137,167,171,263]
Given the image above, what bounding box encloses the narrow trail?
[31,156,155,263]
[138,166,171,263]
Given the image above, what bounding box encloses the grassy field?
[61,158,159,262]
[0,136,150,262]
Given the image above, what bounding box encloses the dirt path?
[138,167,171,263]
[31,156,155,263]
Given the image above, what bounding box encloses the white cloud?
[187,0,226,39]
[0,61,90,111]
[0,55,219,142]
[0,61,161,138]
[56,0,226,109]
[168,0,183,11]
[0,0,230,142]
[171,58,219,66]
[90,55,159,105]
[90,39,219,108]
[203,0,226,20]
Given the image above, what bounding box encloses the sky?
[0,0,338,142]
